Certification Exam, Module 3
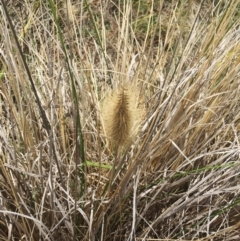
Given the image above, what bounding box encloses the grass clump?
[0,0,240,240]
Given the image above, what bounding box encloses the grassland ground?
[0,0,240,240]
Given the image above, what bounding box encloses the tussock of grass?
[0,0,240,240]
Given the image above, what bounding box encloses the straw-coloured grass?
[0,0,240,240]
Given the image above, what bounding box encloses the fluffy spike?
[102,84,144,150]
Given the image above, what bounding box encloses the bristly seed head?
[102,84,144,151]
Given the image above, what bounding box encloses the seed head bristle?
[102,84,144,150]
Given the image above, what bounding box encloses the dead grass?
[0,0,240,240]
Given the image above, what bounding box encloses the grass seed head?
[102,84,144,150]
